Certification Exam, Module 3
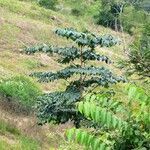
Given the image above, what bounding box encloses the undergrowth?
[0,75,41,108]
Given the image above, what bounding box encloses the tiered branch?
[25,45,112,64]
[55,28,119,48]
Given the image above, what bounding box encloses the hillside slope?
[0,0,131,149]
[0,0,130,77]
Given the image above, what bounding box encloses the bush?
[38,0,58,10]
[0,75,41,107]
[119,21,150,78]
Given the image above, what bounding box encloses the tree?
[96,0,124,32]
[25,28,125,126]
[67,84,150,150]
[119,22,150,78]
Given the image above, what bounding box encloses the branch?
[30,65,126,83]
[55,28,119,48]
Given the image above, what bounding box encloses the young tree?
[25,28,125,126]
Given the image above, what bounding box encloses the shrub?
[67,84,150,150]
[0,75,41,107]
[119,21,150,78]
[38,0,58,10]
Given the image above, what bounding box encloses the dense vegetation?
[0,76,41,108]
[119,21,150,78]
[95,0,150,34]
[67,84,150,149]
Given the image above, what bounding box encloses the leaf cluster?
[31,65,125,84]
[55,28,119,48]
[25,45,112,64]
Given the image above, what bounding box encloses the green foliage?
[67,84,150,150]
[38,0,58,10]
[95,0,124,31]
[78,101,128,130]
[25,45,112,64]
[25,28,125,125]
[67,128,111,150]
[31,65,125,84]
[130,0,150,12]
[0,75,41,107]
[95,0,149,34]
[35,89,80,125]
[55,28,119,48]
[119,22,150,78]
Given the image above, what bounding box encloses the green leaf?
[76,129,82,143]
[78,102,84,113]
[128,86,137,100]
[106,112,112,128]
[67,128,75,142]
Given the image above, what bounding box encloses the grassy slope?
[0,0,131,89]
[0,0,134,149]
[0,95,79,150]
[0,120,41,150]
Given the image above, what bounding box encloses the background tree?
[95,0,149,34]
[25,28,125,126]
[95,0,124,32]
